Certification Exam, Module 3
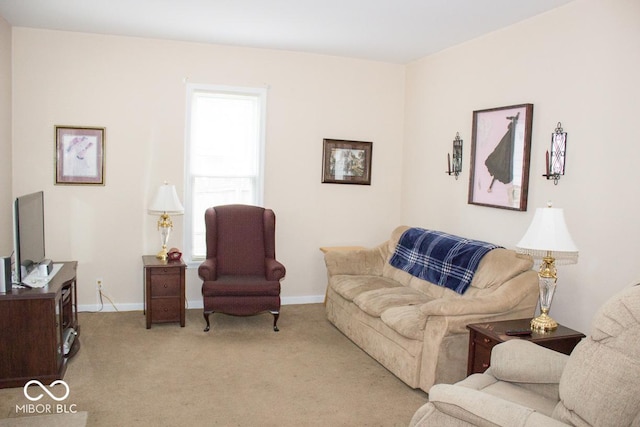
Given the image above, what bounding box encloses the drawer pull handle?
[164,308,168,312]
[164,284,168,288]
[483,338,491,344]
[482,363,489,368]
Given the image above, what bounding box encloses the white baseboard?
[282,294,325,305]
[79,302,143,313]
[78,294,325,313]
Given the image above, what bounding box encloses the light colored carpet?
[0,304,427,426]
[0,412,87,427]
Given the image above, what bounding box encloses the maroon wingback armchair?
[198,204,286,332]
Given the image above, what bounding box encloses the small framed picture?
[468,104,533,211]
[322,139,372,185]
[55,126,105,185]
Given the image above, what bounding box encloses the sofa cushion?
[469,248,533,289]
[202,276,281,296]
[353,287,431,318]
[380,305,428,340]
[331,275,401,302]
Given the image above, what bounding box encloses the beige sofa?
[324,226,539,392]
[410,284,640,427]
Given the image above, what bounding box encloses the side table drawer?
[474,335,499,348]
[150,267,180,277]
[150,274,180,297]
[471,335,498,374]
[151,298,180,322]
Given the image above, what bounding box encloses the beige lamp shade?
[148,183,184,215]
[516,204,578,265]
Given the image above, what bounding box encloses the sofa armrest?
[323,245,386,276]
[419,270,537,316]
[490,339,568,384]
[265,258,286,281]
[198,258,217,281]
[410,384,567,427]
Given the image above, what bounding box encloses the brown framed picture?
[468,104,533,211]
[55,126,105,185]
[322,139,372,185]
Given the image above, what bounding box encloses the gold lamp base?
[530,311,558,332]
[531,253,559,333]
[156,245,168,261]
[156,213,173,262]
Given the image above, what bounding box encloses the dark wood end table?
[142,256,186,329]
[467,318,586,376]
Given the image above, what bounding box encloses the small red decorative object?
[167,248,182,261]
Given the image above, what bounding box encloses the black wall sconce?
[446,132,463,179]
[543,122,567,185]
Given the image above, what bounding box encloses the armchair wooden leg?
[270,310,280,332]
[203,311,212,332]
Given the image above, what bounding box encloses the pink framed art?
[468,104,533,211]
[55,126,105,185]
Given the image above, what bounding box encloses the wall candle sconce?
[446,132,463,179]
[543,122,567,185]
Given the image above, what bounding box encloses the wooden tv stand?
[0,261,80,388]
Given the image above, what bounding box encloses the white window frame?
[184,83,267,266]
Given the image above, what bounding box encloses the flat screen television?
[13,191,46,283]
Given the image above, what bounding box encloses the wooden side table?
[466,318,585,375]
[142,256,186,329]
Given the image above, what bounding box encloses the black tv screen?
[13,191,45,283]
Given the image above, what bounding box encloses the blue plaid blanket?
[389,228,501,294]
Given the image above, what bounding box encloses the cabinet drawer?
[474,334,499,348]
[150,267,180,276]
[472,343,493,373]
[150,275,180,296]
[151,299,180,322]
[470,334,499,374]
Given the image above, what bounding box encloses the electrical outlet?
[96,278,103,309]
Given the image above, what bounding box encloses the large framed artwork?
[322,139,372,185]
[468,104,533,211]
[55,126,105,185]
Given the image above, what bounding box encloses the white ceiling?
[0,0,574,64]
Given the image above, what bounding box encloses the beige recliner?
[410,284,640,427]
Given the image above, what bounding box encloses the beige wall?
[0,15,11,255]
[403,0,640,333]
[10,29,405,308]
[5,0,639,334]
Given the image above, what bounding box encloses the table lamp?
[148,182,184,261]
[516,202,578,331]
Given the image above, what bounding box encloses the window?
[184,84,266,262]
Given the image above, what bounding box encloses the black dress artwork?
[485,112,519,192]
